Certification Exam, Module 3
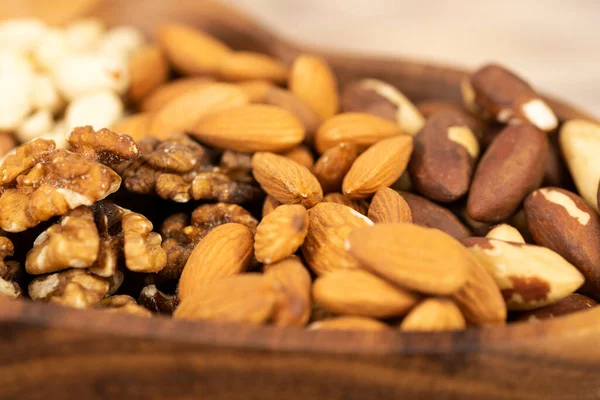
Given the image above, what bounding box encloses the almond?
[342,135,413,199]
[178,223,254,301]
[524,187,600,298]
[451,251,507,325]
[515,293,597,322]
[174,274,276,324]
[368,187,412,224]
[400,298,466,332]
[322,192,368,215]
[150,83,249,140]
[301,202,373,276]
[315,112,403,153]
[254,204,309,264]
[127,45,169,104]
[218,51,288,84]
[110,112,153,142]
[262,195,281,218]
[463,237,584,310]
[263,256,311,326]
[289,54,339,120]
[157,23,231,75]
[281,144,314,169]
[236,79,273,102]
[192,104,305,152]
[347,223,469,295]
[313,269,419,318]
[252,152,322,208]
[263,87,322,142]
[309,316,389,331]
[139,77,215,112]
[485,223,525,243]
[312,142,358,193]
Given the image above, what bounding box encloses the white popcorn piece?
[65,90,124,133]
[0,51,34,130]
[98,26,146,60]
[32,74,63,114]
[0,18,48,55]
[16,109,54,143]
[63,18,105,52]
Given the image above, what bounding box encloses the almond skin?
[127,45,169,104]
[289,54,339,120]
[254,205,309,264]
[263,87,322,142]
[524,187,600,298]
[252,152,323,208]
[262,195,281,218]
[312,142,358,193]
[301,202,373,276]
[343,135,413,199]
[368,187,412,224]
[218,51,288,84]
[150,83,249,140]
[178,223,254,301]
[315,112,403,153]
[174,274,276,324]
[281,145,314,169]
[192,104,305,152]
[347,223,469,295]
[157,23,231,75]
[140,77,215,112]
[263,256,312,326]
[322,192,368,215]
[309,316,389,331]
[236,80,273,102]
[110,112,153,142]
[400,298,466,332]
[313,269,419,318]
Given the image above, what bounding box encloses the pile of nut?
[0,19,599,332]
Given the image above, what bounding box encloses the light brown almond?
[262,195,281,218]
[263,256,311,326]
[281,144,314,169]
[289,54,339,120]
[301,202,373,276]
[400,298,466,332]
[110,113,153,142]
[322,192,368,215]
[174,274,276,324]
[192,104,305,152]
[254,204,309,264]
[313,269,419,318]
[252,152,322,208]
[313,142,358,193]
[139,77,215,112]
[263,87,322,142]
[127,45,169,104]
[315,112,403,153]
[178,223,254,301]
[150,83,249,140]
[368,187,412,224]
[218,51,288,84]
[236,80,274,102]
[343,135,413,199]
[347,223,469,295]
[309,316,389,331]
[157,23,231,75]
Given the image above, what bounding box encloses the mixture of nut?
[0,17,598,331]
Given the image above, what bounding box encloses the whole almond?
[192,104,305,152]
[289,54,339,120]
[309,316,389,331]
[400,298,466,332]
[463,237,584,310]
[218,51,288,84]
[252,152,322,208]
[347,223,469,295]
[559,119,600,211]
[322,193,368,215]
[313,269,419,318]
[515,293,597,322]
[263,87,322,142]
[150,83,249,139]
[178,223,254,301]
[408,110,480,202]
[524,187,600,298]
[315,112,403,153]
[262,195,281,218]
[343,135,413,199]
[127,45,169,104]
[236,80,273,102]
[281,144,314,169]
[254,204,309,264]
[451,251,507,325]
[157,23,231,75]
[398,192,471,240]
[140,77,215,112]
[174,274,276,324]
[301,202,373,276]
[341,78,425,135]
[485,223,525,243]
[467,123,548,222]
[263,256,311,326]
[368,187,412,224]
[312,142,358,193]
[110,112,153,142]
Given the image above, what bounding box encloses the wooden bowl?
[1,1,599,399]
